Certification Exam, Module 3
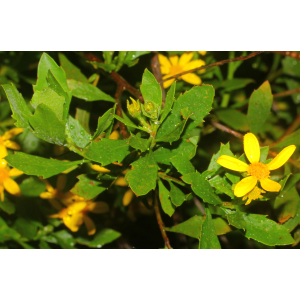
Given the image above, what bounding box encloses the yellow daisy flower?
[0,128,23,159]
[158,53,205,88]
[50,200,109,235]
[217,133,296,198]
[0,158,23,201]
[242,186,266,205]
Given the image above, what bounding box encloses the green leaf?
[5,152,84,179]
[213,217,231,235]
[76,228,121,248]
[71,174,116,200]
[169,182,188,207]
[170,154,195,175]
[156,85,214,138]
[93,107,115,140]
[114,114,148,132]
[199,208,221,249]
[103,51,114,64]
[272,128,300,148]
[129,133,151,152]
[52,230,76,249]
[58,53,88,83]
[224,209,295,246]
[282,56,300,78]
[215,109,249,132]
[13,217,37,239]
[34,53,69,93]
[19,176,46,197]
[84,139,131,166]
[283,204,300,232]
[0,217,21,243]
[125,152,158,196]
[160,81,176,123]
[66,115,91,148]
[125,51,150,62]
[29,104,66,146]
[88,61,116,72]
[1,83,32,128]
[247,81,273,135]
[67,79,115,102]
[158,179,175,217]
[182,172,223,205]
[140,69,162,108]
[260,146,269,162]
[153,138,197,165]
[165,215,204,239]
[208,175,234,199]
[155,117,190,144]
[31,88,65,120]
[0,196,16,214]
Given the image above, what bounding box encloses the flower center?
[248,162,270,180]
[170,65,183,77]
[0,168,9,182]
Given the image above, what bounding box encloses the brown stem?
[84,52,144,102]
[158,172,186,186]
[151,52,166,105]
[154,190,172,249]
[211,121,243,140]
[160,51,264,83]
[273,88,300,98]
[115,85,128,139]
[268,51,300,61]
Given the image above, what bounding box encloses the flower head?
[0,158,23,201]
[217,133,296,198]
[0,128,23,159]
[158,53,205,88]
[242,186,266,205]
[127,97,141,118]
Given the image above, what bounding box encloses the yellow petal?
[0,144,8,160]
[0,184,4,202]
[244,133,260,163]
[217,155,249,172]
[3,140,20,150]
[67,201,87,214]
[267,145,296,170]
[2,128,23,140]
[183,59,205,71]
[122,189,134,206]
[91,164,111,173]
[198,51,207,56]
[169,55,179,66]
[234,176,257,197]
[40,178,54,193]
[9,168,23,177]
[162,76,175,89]
[0,158,7,168]
[109,130,119,140]
[115,177,128,186]
[83,215,96,235]
[181,73,201,85]
[3,178,21,196]
[40,191,53,199]
[260,178,281,192]
[63,213,83,232]
[158,54,171,74]
[179,53,194,66]
[56,174,67,191]
[87,201,109,214]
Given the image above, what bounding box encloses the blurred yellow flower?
[217,133,296,198]
[242,186,266,205]
[198,51,207,56]
[159,53,205,88]
[0,158,23,201]
[0,128,23,159]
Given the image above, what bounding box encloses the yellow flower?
[40,174,84,211]
[242,186,266,205]
[158,53,205,88]
[0,158,23,201]
[0,128,23,159]
[217,133,296,198]
[198,51,207,56]
[127,97,141,118]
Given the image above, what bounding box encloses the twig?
[160,51,264,83]
[151,52,166,105]
[269,51,300,61]
[158,172,186,186]
[154,190,172,249]
[273,88,300,98]
[115,85,128,139]
[84,52,144,102]
[211,121,243,140]
[193,197,205,215]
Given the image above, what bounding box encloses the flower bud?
[127,97,141,118]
